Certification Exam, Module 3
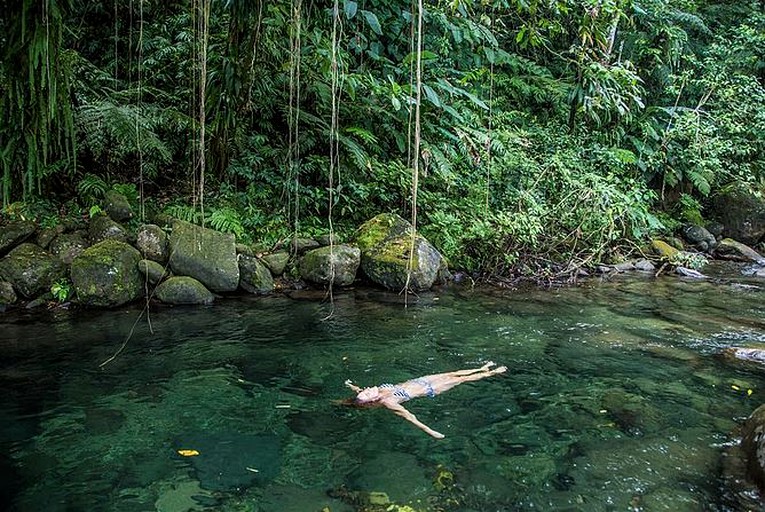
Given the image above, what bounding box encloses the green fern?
[206,207,244,238]
[164,204,202,224]
[77,174,108,205]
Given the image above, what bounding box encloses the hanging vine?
[287,0,303,250]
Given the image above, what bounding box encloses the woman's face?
[356,386,380,403]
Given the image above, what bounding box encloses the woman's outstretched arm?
[344,379,363,393]
[383,401,445,439]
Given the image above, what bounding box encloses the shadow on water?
[1,272,765,511]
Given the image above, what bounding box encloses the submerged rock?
[239,255,274,294]
[155,276,213,305]
[70,239,143,307]
[168,220,239,293]
[299,245,360,287]
[0,243,63,298]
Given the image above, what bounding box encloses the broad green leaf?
[423,84,441,107]
[344,1,358,20]
[361,10,382,35]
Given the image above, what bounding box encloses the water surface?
[2,268,765,511]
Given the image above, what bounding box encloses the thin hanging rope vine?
[197,0,211,224]
[404,0,424,305]
[288,0,302,253]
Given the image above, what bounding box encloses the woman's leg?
[427,365,506,394]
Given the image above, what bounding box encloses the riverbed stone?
[0,243,63,299]
[299,245,360,287]
[0,220,36,256]
[71,239,143,307]
[138,259,170,285]
[36,225,64,249]
[239,255,274,294]
[291,237,320,254]
[168,220,239,292]
[104,189,133,222]
[715,238,765,265]
[0,281,17,305]
[262,251,290,276]
[49,233,88,265]
[88,214,128,244]
[155,276,213,305]
[651,239,680,259]
[136,224,169,263]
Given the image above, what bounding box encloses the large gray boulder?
[742,404,765,492]
[299,245,360,287]
[155,276,213,305]
[239,255,274,294]
[138,259,171,285]
[0,243,63,298]
[168,220,239,292]
[261,251,290,276]
[105,189,134,222]
[0,220,36,256]
[682,225,717,252]
[356,214,445,292]
[136,224,169,262]
[71,239,143,307]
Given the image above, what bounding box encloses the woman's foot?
[481,361,496,371]
[491,366,507,374]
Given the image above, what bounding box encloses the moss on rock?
[71,239,143,307]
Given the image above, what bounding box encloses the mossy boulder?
[104,189,134,222]
[361,234,444,292]
[0,243,63,298]
[261,251,290,276]
[715,238,765,265]
[291,237,320,254]
[0,281,16,305]
[710,186,765,246]
[138,259,171,285]
[0,220,36,256]
[70,239,143,307]
[355,213,412,252]
[168,220,239,292]
[49,233,88,265]
[742,404,765,492]
[155,276,213,305]
[88,214,128,244]
[682,225,717,252]
[299,245,360,287]
[650,239,680,260]
[239,255,274,294]
[136,224,169,263]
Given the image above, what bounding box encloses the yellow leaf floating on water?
[749,389,754,396]
[732,385,741,391]
[177,449,200,457]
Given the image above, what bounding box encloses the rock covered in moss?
[355,213,412,252]
[155,276,213,305]
[36,225,64,249]
[104,189,133,222]
[650,239,679,260]
[168,219,239,292]
[0,243,63,298]
[356,213,445,291]
[0,220,36,256]
[299,245,360,287]
[0,280,18,305]
[239,255,274,294]
[715,238,765,265]
[261,251,290,276]
[682,225,717,252]
[291,237,320,254]
[71,239,143,307]
[89,214,128,244]
[138,259,171,285]
[49,232,88,265]
[136,224,169,262]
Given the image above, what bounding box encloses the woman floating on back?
[343,361,507,439]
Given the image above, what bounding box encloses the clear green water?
[2,268,765,511]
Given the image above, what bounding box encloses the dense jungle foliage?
[1,0,764,278]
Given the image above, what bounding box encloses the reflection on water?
[1,269,765,511]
